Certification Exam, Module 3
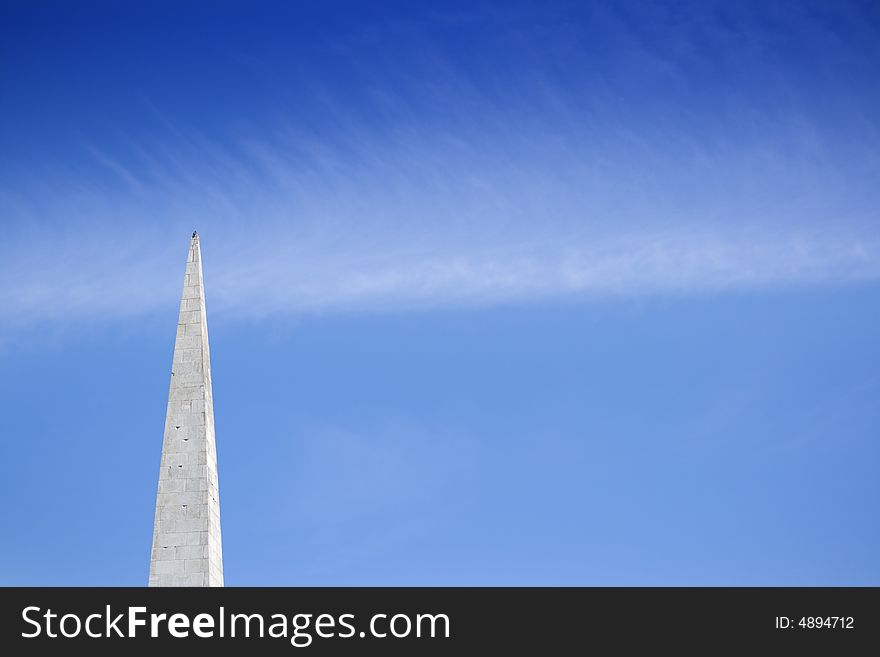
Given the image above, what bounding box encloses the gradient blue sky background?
[1,0,878,585]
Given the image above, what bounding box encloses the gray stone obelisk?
[149,232,224,587]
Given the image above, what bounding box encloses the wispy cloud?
[1,115,879,335]
[1,124,876,336]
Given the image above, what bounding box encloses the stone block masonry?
[148,232,224,587]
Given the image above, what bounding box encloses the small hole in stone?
[178,465,183,468]
[183,438,189,442]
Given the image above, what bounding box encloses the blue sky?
[1,0,878,585]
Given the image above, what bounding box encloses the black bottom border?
[2,587,877,653]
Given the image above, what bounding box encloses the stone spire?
[149,232,224,586]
